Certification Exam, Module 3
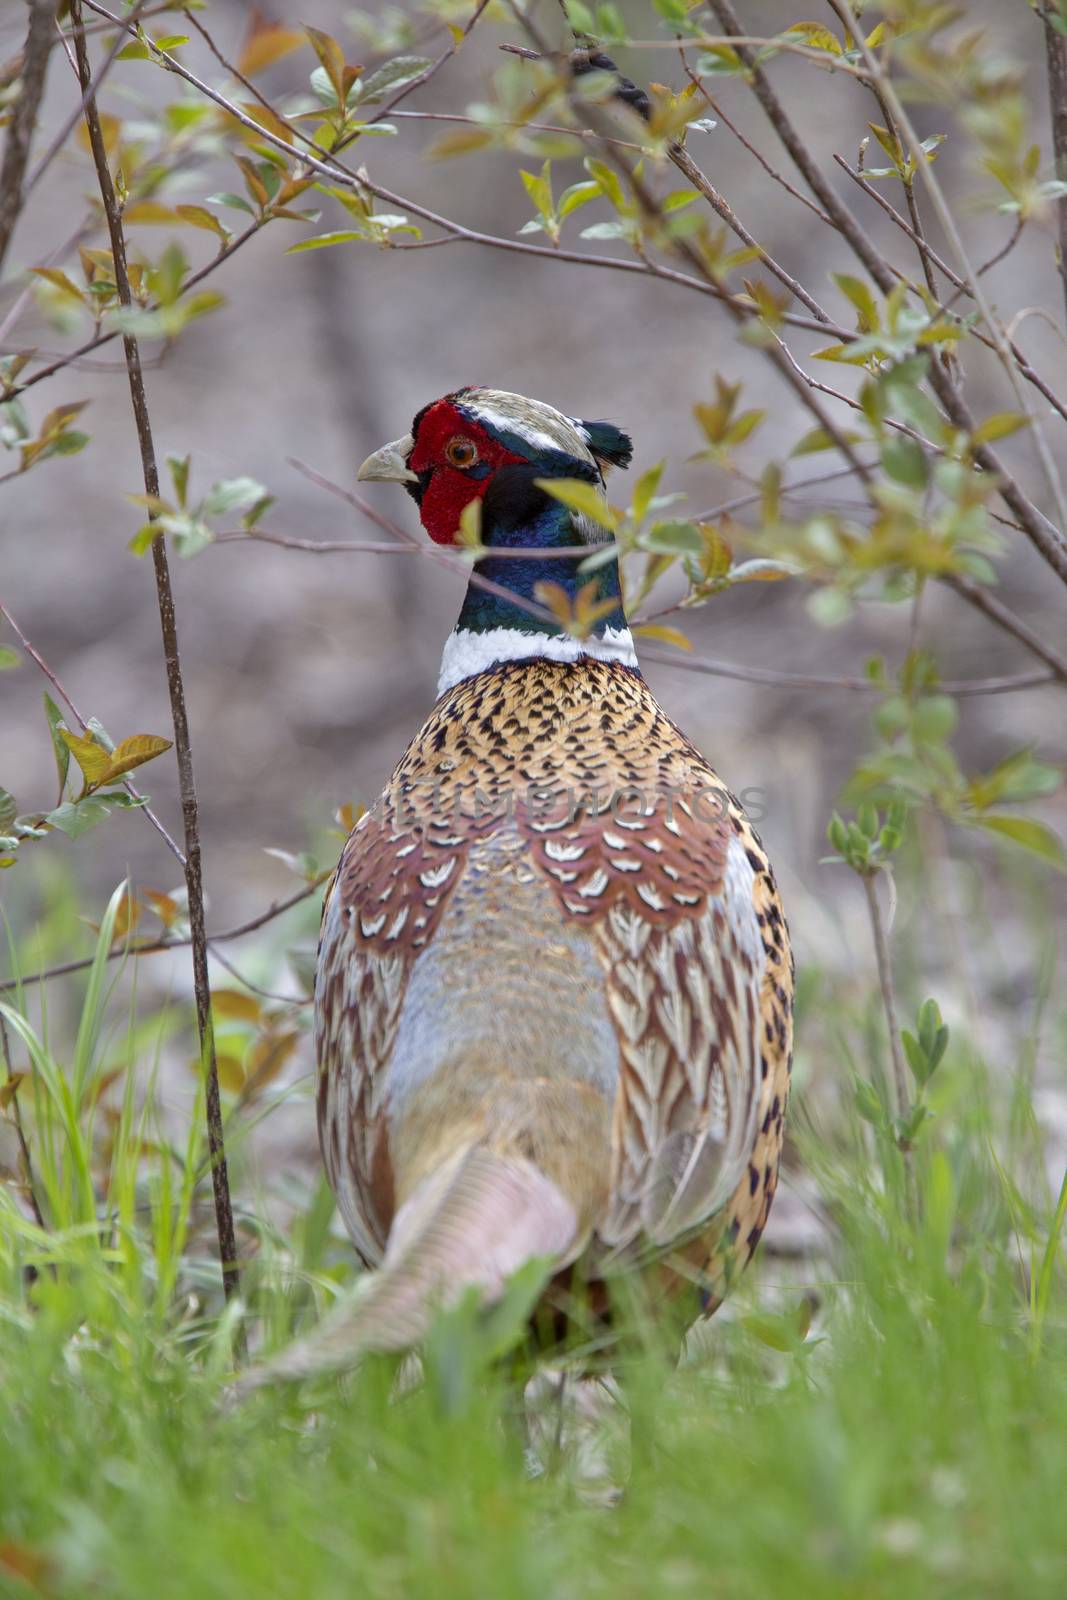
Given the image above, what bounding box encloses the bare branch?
[0,0,53,274]
[1043,7,1067,322]
[822,0,1067,573]
[682,75,831,224]
[22,0,150,201]
[253,471,1060,701]
[944,574,1067,684]
[215,528,613,559]
[13,215,263,398]
[834,154,1067,427]
[0,879,328,996]
[640,644,1053,698]
[69,0,240,1305]
[703,0,1067,585]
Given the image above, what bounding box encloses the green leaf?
[558,181,600,221]
[912,695,957,745]
[534,477,618,531]
[358,55,432,102]
[46,798,113,839]
[833,272,879,332]
[583,157,625,212]
[43,693,71,795]
[631,460,665,523]
[206,192,256,216]
[286,231,367,253]
[175,204,231,241]
[0,788,16,832]
[167,453,190,507]
[972,412,1028,446]
[128,524,158,555]
[520,161,553,219]
[973,814,1067,870]
[0,646,19,670]
[201,476,268,517]
[853,1075,884,1127]
[792,426,841,456]
[881,435,929,489]
[641,520,706,556]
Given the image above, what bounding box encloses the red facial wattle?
[408,400,526,545]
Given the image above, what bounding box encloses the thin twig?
[235,476,1062,697]
[944,573,1067,684]
[506,15,875,485]
[690,80,830,224]
[1043,6,1067,323]
[388,108,646,150]
[68,1,850,346]
[207,945,309,1008]
[822,0,1067,578]
[0,600,186,865]
[503,33,875,78]
[69,0,240,1305]
[640,645,1052,698]
[23,0,150,200]
[215,527,615,560]
[669,130,833,323]
[366,0,491,125]
[0,0,53,274]
[705,0,1067,586]
[288,458,617,638]
[0,877,327,995]
[834,154,1067,428]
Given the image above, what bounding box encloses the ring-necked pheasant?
[246,387,792,1387]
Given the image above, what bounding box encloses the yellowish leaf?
[429,127,495,159]
[237,21,305,77]
[143,888,179,927]
[174,204,229,238]
[98,733,172,784]
[30,267,85,305]
[234,156,269,209]
[334,801,364,833]
[0,1074,26,1110]
[111,889,140,945]
[245,1029,300,1092]
[304,26,348,101]
[234,100,297,144]
[213,1053,248,1092]
[123,202,180,224]
[632,623,693,650]
[60,728,112,789]
[212,990,263,1023]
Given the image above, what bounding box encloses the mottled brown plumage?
[239,390,792,1390]
[313,659,792,1345]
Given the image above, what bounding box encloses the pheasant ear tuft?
[580,420,633,471]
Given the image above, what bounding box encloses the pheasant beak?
[357,435,418,484]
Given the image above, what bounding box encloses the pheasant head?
[358,387,637,693]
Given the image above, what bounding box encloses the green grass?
[1,882,1066,1599]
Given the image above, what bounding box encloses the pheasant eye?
[445,437,478,468]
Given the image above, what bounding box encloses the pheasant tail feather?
[235,1146,577,1396]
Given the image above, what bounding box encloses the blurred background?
[3,0,1065,1255]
